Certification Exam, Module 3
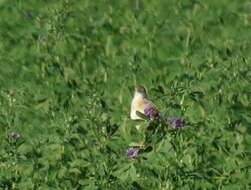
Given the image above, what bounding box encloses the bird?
[130,86,158,120]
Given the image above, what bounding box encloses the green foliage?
[0,0,250,189]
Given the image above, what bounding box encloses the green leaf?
[129,142,143,147]
[113,164,131,181]
[17,143,33,155]
[136,111,149,120]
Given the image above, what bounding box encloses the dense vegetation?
[0,0,250,189]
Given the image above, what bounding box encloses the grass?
[0,0,251,189]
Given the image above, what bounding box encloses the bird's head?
[134,86,147,98]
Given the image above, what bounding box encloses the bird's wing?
[131,97,157,120]
[136,98,154,113]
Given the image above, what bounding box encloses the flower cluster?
[144,105,162,120]
[11,132,21,139]
[126,148,139,159]
[127,105,186,159]
[168,117,185,129]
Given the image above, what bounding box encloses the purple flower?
[126,148,139,159]
[168,117,185,129]
[144,105,162,120]
[11,132,21,139]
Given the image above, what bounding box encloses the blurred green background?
[0,0,250,189]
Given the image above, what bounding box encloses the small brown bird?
[130,86,155,120]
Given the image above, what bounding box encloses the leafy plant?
[0,0,250,189]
